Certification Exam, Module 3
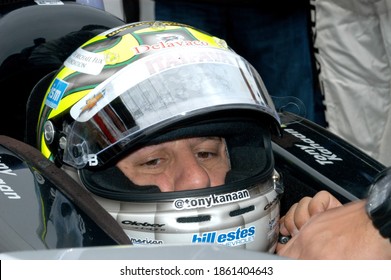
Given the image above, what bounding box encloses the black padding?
[0,135,131,245]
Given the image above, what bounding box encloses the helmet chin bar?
[62,159,282,253]
[90,172,282,252]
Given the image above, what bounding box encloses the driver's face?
[116,137,230,192]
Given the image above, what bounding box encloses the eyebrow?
[193,136,223,141]
[132,136,225,155]
[187,136,224,145]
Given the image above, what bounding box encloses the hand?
[278,190,342,238]
[276,199,391,259]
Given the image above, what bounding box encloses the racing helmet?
[35,21,283,253]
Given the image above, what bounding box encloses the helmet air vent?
[177,215,211,223]
[229,205,255,217]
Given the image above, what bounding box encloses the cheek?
[116,157,179,191]
[209,164,230,186]
[118,165,175,192]
[214,155,231,185]
[133,173,175,192]
[116,161,151,186]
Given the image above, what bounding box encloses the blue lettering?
[191,226,256,246]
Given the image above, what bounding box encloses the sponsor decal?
[0,156,20,200]
[80,91,104,114]
[284,128,342,165]
[45,78,69,109]
[192,226,255,247]
[264,195,279,211]
[267,217,279,245]
[121,220,166,232]
[133,40,209,55]
[130,237,164,245]
[64,48,105,75]
[173,189,250,210]
[144,48,237,76]
[268,217,278,231]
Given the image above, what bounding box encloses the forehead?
[133,136,225,154]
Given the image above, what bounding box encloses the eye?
[196,151,215,159]
[141,158,161,167]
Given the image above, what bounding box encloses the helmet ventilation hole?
[229,205,255,217]
[177,215,211,223]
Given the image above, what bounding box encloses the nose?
[174,153,211,191]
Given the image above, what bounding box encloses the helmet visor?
[63,47,279,169]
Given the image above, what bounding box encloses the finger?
[291,196,312,230]
[279,215,291,237]
[308,190,342,215]
[280,202,300,236]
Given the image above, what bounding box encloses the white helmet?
[36,21,283,253]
